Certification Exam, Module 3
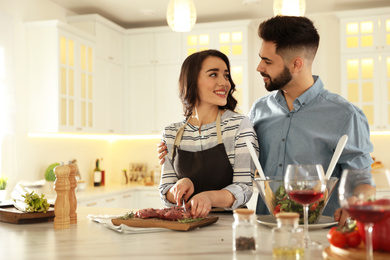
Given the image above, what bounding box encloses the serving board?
[111,216,219,231]
[0,204,55,224]
[323,244,390,260]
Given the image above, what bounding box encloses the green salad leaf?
[273,185,324,224]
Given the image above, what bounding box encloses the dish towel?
[87,214,170,234]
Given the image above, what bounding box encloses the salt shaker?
[272,212,304,259]
[232,208,257,252]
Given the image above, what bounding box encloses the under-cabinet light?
[27,132,161,141]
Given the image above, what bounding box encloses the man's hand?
[157,142,167,165]
[334,208,350,226]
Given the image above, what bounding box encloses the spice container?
[272,212,304,259]
[232,208,257,252]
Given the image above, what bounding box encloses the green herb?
[22,191,50,213]
[0,177,8,190]
[178,218,204,223]
[120,211,135,220]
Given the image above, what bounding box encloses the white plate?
[257,215,338,230]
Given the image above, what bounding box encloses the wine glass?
[339,169,387,260]
[284,164,326,248]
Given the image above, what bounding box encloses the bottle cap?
[275,212,299,219]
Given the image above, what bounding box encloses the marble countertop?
[0,207,332,260]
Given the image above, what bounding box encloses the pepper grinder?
[68,162,78,224]
[54,164,70,229]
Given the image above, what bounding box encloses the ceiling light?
[166,0,197,32]
[273,0,306,16]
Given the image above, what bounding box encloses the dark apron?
[171,110,234,196]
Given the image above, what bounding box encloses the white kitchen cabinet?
[26,20,95,133]
[137,189,164,209]
[95,58,124,133]
[77,188,162,209]
[125,28,184,135]
[338,8,390,130]
[67,14,125,65]
[126,30,182,66]
[68,14,126,134]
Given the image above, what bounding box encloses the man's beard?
[262,66,292,92]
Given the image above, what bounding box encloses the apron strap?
[171,110,223,158]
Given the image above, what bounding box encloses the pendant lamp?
[166,0,197,32]
[273,0,306,16]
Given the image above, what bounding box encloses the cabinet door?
[126,34,154,66]
[340,16,380,54]
[380,51,390,128]
[59,34,78,132]
[154,64,183,132]
[341,53,382,129]
[126,66,155,134]
[380,15,390,52]
[107,63,124,133]
[95,59,124,133]
[79,42,94,132]
[96,23,124,64]
[154,31,183,64]
[137,190,163,209]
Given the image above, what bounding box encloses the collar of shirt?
[274,75,323,112]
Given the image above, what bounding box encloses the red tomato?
[310,202,319,212]
[329,230,347,248]
[327,226,338,241]
[273,204,281,215]
[345,230,361,248]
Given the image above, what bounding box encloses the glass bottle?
[232,208,257,252]
[93,159,102,187]
[272,212,304,259]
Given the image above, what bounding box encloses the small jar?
[272,212,304,259]
[232,208,257,252]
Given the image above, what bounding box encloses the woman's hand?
[169,178,194,205]
[189,193,212,218]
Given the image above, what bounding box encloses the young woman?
[159,50,258,218]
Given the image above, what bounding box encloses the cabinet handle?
[77,128,82,131]
[123,194,132,198]
[86,202,97,207]
[109,129,114,133]
[108,56,113,60]
[106,198,116,202]
[145,193,158,197]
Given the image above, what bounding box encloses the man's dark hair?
[258,16,320,61]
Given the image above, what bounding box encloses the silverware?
[182,198,187,213]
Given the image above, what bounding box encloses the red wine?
[347,204,390,223]
[288,190,324,205]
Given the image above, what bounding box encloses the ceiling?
[50,0,390,28]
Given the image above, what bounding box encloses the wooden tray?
[111,216,219,231]
[0,204,55,224]
[323,244,390,260]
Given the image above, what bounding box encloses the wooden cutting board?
[0,204,55,224]
[111,216,219,231]
[323,244,390,260]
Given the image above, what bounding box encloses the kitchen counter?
[0,207,331,260]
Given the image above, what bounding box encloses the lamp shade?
[166,0,197,32]
[273,0,306,16]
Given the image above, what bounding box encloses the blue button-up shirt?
[249,76,374,216]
